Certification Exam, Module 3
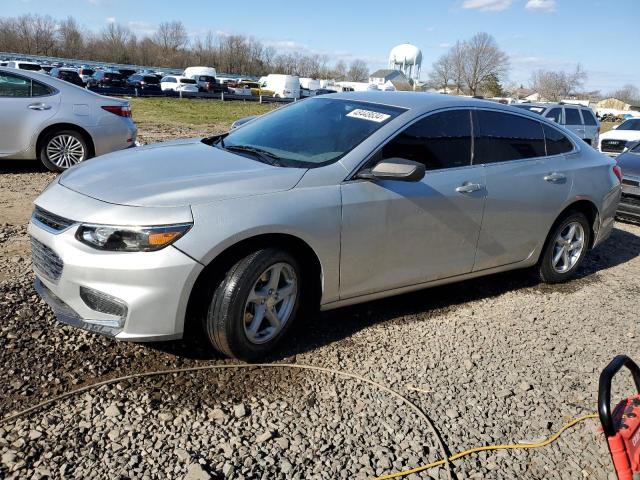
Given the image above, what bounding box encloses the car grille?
[32,206,74,232]
[31,237,64,282]
[601,139,627,153]
[621,193,640,208]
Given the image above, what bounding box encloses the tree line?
[0,14,370,80]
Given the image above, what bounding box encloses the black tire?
[203,248,302,360]
[537,211,591,283]
[39,129,90,172]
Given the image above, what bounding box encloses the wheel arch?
[183,232,324,335]
[538,198,600,265]
[36,123,96,159]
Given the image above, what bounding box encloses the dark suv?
[90,71,125,88]
[126,74,161,91]
[49,68,84,87]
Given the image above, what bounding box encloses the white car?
[5,61,44,73]
[160,76,199,93]
[599,118,640,156]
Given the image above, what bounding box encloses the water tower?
[388,43,422,80]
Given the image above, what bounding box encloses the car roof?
[320,91,538,115]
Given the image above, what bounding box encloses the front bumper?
[28,219,203,342]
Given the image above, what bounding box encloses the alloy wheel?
[243,262,297,344]
[46,134,86,169]
[551,221,585,273]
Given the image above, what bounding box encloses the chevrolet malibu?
[29,92,621,360]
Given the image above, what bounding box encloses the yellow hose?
[373,413,599,479]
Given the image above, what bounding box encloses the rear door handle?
[543,172,566,183]
[28,103,51,111]
[455,182,482,194]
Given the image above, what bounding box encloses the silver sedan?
[29,92,621,359]
[0,67,137,171]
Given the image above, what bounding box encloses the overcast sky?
[5,0,638,92]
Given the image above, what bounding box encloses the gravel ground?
[1,125,639,479]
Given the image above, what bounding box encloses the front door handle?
[28,103,51,111]
[455,182,482,194]
[543,172,566,183]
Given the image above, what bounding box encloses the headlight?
[76,223,192,252]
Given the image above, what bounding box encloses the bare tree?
[57,17,84,58]
[531,64,588,101]
[428,53,454,91]
[153,21,188,54]
[332,60,347,80]
[608,84,640,104]
[460,33,509,96]
[0,13,366,79]
[347,59,368,82]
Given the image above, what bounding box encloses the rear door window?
[380,109,473,171]
[474,110,546,163]
[564,108,583,126]
[544,108,562,123]
[582,109,597,126]
[543,124,574,156]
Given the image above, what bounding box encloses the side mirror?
[357,158,425,182]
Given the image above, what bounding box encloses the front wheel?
[203,248,301,360]
[537,211,591,283]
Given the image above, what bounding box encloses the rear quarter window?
[581,110,598,126]
[543,124,574,156]
[474,110,546,163]
[564,108,583,126]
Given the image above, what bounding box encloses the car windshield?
[617,119,640,131]
[219,98,405,167]
[19,63,41,71]
[143,76,159,83]
[512,105,546,114]
[80,69,94,75]
[180,78,197,84]
[199,76,215,82]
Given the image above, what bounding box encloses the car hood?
[58,138,307,207]
[600,129,640,142]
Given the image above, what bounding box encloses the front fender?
[173,186,342,304]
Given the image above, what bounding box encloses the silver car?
[512,103,600,146]
[29,92,621,360]
[0,67,137,172]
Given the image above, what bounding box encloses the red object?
[613,165,623,183]
[599,356,640,480]
[101,105,132,118]
[602,395,640,480]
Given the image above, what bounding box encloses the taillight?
[102,105,131,118]
[613,164,623,183]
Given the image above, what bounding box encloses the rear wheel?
[39,129,90,172]
[203,248,301,360]
[537,211,590,283]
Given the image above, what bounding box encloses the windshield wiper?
[223,145,283,166]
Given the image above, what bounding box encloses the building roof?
[369,69,405,80]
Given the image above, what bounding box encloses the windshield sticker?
[346,109,391,123]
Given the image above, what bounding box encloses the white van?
[183,66,217,80]
[263,74,300,99]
